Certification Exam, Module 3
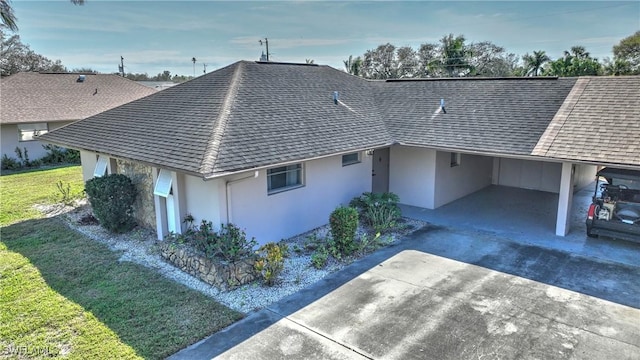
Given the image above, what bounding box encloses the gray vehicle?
[586,167,640,243]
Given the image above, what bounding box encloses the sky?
[9,0,640,77]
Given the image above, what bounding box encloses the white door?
[166,194,176,233]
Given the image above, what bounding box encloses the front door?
[372,148,390,193]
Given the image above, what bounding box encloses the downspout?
[225,171,259,223]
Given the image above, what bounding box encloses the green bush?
[329,206,359,257]
[171,216,257,262]
[1,154,21,170]
[254,242,286,286]
[85,174,137,233]
[311,245,329,269]
[40,145,80,165]
[215,223,257,262]
[349,192,401,233]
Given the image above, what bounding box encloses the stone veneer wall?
[116,159,156,229]
[159,243,257,289]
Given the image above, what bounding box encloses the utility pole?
[118,56,125,77]
[192,57,196,77]
[259,38,270,61]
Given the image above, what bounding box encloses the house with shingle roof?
[38,61,640,244]
[0,72,156,161]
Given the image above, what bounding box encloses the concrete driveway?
[170,225,640,360]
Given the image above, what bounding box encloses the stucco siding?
[389,145,436,209]
[573,163,597,190]
[80,151,98,182]
[496,158,562,193]
[183,174,223,230]
[225,153,371,244]
[434,152,493,208]
[2,121,74,160]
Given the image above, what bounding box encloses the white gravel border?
[40,200,427,314]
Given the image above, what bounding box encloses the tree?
[362,43,398,79]
[522,50,550,76]
[544,46,602,76]
[438,34,471,77]
[612,31,640,74]
[343,55,363,76]
[416,43,438,77]
[467,41,518,77]
[0,30,67,75]
[305,59,314,64]
[1,0,84,31]
[603,57,633,76]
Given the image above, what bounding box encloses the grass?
[0,167,244,359]
[0,165,85,226]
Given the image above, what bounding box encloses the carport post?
[556,162,574,236]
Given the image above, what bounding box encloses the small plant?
[311,245,329,269]
[14,147,30,167]
[85,173,137,233]
[55,180,75,205]
[254,242,285,286]
[1,154,21,170]
[350,192,401,233]
[355,232,382,256]
[214,223,257,262]
[329,206,359,257]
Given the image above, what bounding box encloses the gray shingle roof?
[38,60,640,178]
[39,61,391,178]
[373,77,576,155]
[532,76,640,167]
[0,72,156,124]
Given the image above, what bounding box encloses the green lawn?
[0,165,85,226]
[0,167,243,359]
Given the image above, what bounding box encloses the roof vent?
[77,75,86,83]
[333,91,339,105]
[440,98,446,114]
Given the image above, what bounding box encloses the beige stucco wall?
[433,152,493,208]
[389,145,437,209]
[2,121,74,161]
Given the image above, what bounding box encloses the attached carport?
[388,144,597,238]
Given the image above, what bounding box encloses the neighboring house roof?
[38,61,640,178]
[532,76,640,167]
[0,72,157,124]
[373,77,576,156]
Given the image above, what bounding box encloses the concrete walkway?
[170,223,640,359]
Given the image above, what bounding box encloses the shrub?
[349,192,401,233]
[41,145,81,164]
[254,242,286,286]
[329,206,359,257]
[1,155,21,170]
[85,174,137,233]
[311,245,329,269]
[215,223,257,262]
[14,147,31,167]
[186,219,218,259]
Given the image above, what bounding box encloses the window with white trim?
[341,152,360,166]
[18,123,48,142]
[267,164,303,194]
[450,152,461,167]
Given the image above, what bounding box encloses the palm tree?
[523,50,550,76]
[1,0,83,31]
[343,55,363,76]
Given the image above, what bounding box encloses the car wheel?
[586,225,597,238]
